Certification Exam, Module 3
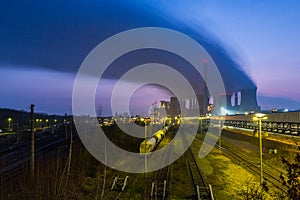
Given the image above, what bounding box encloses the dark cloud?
[0,0,256,93]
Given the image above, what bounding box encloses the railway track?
[151,165,170,200]
[186,147,211,200]
[149,144,173,200]
[217,142,287,193]
[180,126,212,200]
[0,134,69,183]
[102,175,136,200]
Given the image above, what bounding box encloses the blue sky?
[1,0,300,114]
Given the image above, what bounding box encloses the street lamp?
[36,118,40,128]
[218,117,224,151]
[8,118,12,130]
[199,117,203,136]
[140,118,148,178]
[253,113,268,185]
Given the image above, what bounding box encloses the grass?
[1,124,295,199]
[191,129,299,199]
[191,137,261,199]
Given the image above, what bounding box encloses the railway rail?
[181,126,213,200]
[102,175,136,200]
[186,147,211,200]
[149,144,173,200]
[0,133,69,183]
[217,142,287,194]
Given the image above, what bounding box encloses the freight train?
[140,124,173,153]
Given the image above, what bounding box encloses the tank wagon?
[140,124,173,153]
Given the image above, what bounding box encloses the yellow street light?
[253,113,268,185]
[199,117,203,135]
[217,117,224,151]
[138,117,148,178]
[8,118,12,130]
[45,119,49,128]
[254,113,266,119]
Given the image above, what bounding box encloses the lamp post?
[140,118,147,178]
[8,118,12,130]
[200,117,203,136]
[39,119,42,129]
[253,113,267,185]
[218,117,223,152]
[36,118,39,128]
[144,123,147,178]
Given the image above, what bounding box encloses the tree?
[280,154,300,199]
[238,180,269,200]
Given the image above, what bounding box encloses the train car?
[153,129,165,143]
[139,124,173,154]
[208,111,300,136]
[140,137,157,153]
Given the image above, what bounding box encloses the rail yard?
[1,114,299,199]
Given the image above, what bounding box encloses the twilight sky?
[1,0,300,115]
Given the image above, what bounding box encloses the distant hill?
[0,108,65,131]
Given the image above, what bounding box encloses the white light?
[254,113,268,120]
[221,107,227,115]
[255,113,265,118]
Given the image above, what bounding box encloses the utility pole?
[65,113,68,140]
[144,123,147,179]
[218,118,222,152]
[30,104,35,178]
[200,117,203,136]
[203,59,208,115]
[259,117,263,184]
